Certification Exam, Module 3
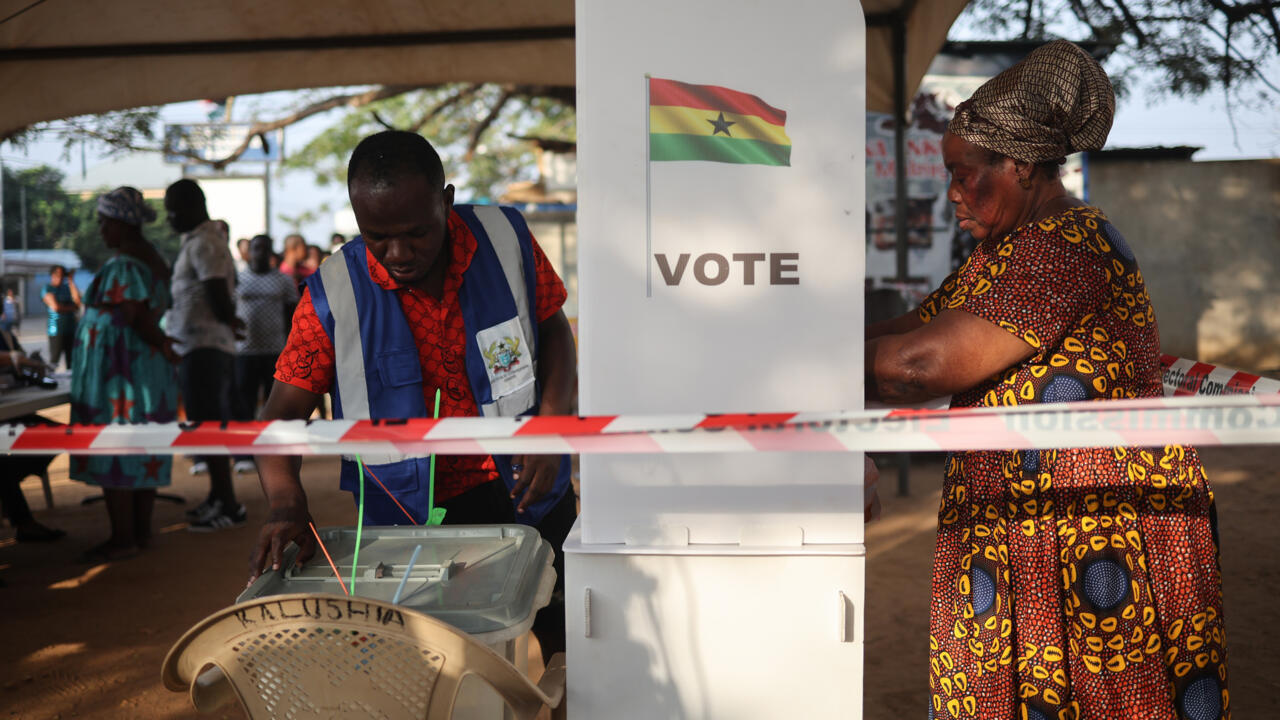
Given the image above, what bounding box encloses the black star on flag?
[706,111,736,136]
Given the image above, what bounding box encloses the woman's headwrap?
[948,40,1115,164]
[97,186,157,227]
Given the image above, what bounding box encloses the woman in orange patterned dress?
[866,41,1228,720]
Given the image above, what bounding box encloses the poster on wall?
[865,73,984,302]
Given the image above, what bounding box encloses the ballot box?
[240,524,555,719]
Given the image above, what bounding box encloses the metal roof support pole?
[892,13,908,286]
[891,12,913,498]
[0,159,6,280]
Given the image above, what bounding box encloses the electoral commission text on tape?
[2,393,1278,456]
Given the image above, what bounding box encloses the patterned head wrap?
[948,40,1115,164]
[96,186,157,227]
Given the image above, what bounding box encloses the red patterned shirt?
[274,209,567,501]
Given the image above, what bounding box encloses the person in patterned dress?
[866,41,1228,720]
[70,187,180,563]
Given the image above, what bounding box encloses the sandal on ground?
[15,524,67,543]
[77,542,140,564]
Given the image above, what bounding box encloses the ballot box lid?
[238,524,554,637]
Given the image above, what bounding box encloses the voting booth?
[567,0,868,716]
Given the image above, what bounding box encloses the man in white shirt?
[165,179,247,531]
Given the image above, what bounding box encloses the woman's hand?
[866,309,1036,404]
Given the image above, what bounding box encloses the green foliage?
[282,84,576,200]
[277,202,332,234]
[956,0,1279,106]
[1,165,179,272]
[2,165,84,252]
[6,107,164,161]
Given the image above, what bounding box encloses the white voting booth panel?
[573,0,868,716]
[576,0,867,547]
[565,531,865,719]
[580,453,865,546]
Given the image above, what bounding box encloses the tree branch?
[370,110,397,131]
[1197,17,1280,93]
[1104,0,1150,46]
[1223,23,1243,151]
[1239,11,1280,51]
[464,87,514,161]
[57,118,208,165]
[202,85,421,169]
[1257,1,1280,51]
[1204,0,1279,23]
[1223,14,1235,86]
[409,83,482,133]
[1202,0,1280,52]
[1066,0,1107,39]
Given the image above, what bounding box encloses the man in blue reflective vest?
[249,131,578,661]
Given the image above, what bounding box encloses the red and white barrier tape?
[1160,354,1280,397]
[2,393,1279,456]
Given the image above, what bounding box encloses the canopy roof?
[0,0,969,135]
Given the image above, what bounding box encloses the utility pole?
[19,184,27,251]
[263,158,272,239]
[260,130,273,239]
[0,159,6,280]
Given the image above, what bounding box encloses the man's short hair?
[166,178,207,208]
[347,131,445,191]
[49,265,66,275]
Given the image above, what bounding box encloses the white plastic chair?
[161,592,566,719]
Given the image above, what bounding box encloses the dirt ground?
[2,411,1277,717]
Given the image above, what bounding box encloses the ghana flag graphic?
[648,77,791,167]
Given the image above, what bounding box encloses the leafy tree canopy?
[956,0,1279,106]
[1,164,179,272]
[281,84,575,200]
[5,83,575,202]
[2,1,1274,199]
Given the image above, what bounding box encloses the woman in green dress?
[71,187,180,562]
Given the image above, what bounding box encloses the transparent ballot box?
[239,524,555,719]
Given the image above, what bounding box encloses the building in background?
[0,248,87,321]
[500,136,579,322]
[63,152,182,202]
[1088,148,1280,372]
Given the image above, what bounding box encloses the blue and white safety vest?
[306,204,571,526]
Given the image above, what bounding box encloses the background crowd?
[1,178,332,563]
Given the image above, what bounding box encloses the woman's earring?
[1018,175,1032,190]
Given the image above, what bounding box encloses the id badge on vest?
[476,316,536,416]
